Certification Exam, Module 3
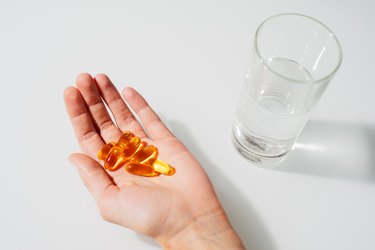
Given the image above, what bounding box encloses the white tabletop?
[1,1,374,249]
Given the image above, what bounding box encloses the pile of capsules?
[98,131,175,177]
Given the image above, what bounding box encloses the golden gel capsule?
[152,159,176,175]
[104,146,127,171]
[125,162,160,177]
[130,145,158,164]
[97,131,175,177]
[98,142,115,160]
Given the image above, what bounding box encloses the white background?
[1,0,374,249]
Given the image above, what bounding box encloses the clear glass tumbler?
[232,13,343,165]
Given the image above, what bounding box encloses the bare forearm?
[162,228,245,250]
[157,210,245,250]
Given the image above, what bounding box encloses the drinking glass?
[232,13,343,165]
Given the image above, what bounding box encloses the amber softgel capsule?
[98,131,175,177]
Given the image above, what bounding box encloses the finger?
[64,86,104,157]
[75,73,122,142]
[68,153,119,206]
[94,74,147,138]
[122,87,174,140]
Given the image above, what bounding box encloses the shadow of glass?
[278,120,375,182]
[168,120,276,250]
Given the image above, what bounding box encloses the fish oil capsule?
[125,162,160,177]
[104,145,127,171]
[97,131,175,177]
[152,159,176,175]
[118,131,134,144]
[118,132,143,156]
[98,142,115,160]
[130,145,158,164]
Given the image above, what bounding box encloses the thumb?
[68,153,118,201]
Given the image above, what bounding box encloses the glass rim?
[254,13,343,84]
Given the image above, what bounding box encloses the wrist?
[157,208,245,250]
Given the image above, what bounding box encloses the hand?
[64,73,244,249]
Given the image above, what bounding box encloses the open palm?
[64,73,230,245]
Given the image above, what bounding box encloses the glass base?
[232,127,290,167]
